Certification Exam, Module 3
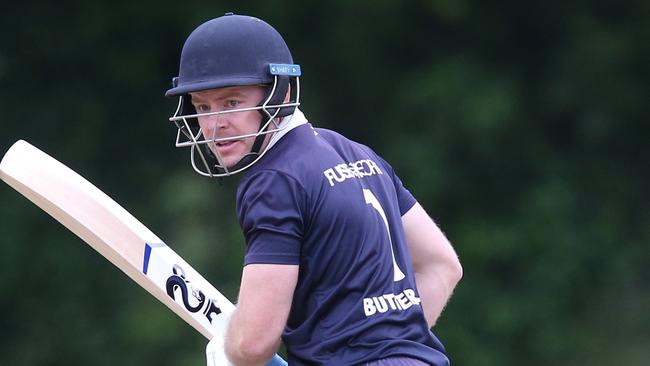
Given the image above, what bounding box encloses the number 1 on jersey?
[363,189,406,282]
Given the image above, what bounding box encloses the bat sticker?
[143,242,231,333]
[166,264,223,322]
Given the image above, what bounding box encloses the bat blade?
[0,140,288,366]
[0,140,232,338]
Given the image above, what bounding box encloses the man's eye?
[226,100,240,108]
[196,104,210,113]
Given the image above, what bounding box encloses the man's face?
[190,85,267,169]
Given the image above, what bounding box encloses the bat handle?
[266,354,288,366]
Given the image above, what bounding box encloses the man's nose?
[201,115,227,137]
[214,115,229,129]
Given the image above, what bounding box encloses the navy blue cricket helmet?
[166,13,302,178]
[165,13,294,97]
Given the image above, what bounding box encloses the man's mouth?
[216,141,236,147]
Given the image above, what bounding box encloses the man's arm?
[225,263,299,366]
[402,202,462,327]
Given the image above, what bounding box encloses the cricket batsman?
[165,13,463,366]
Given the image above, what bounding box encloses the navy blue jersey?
[236,122,449,366]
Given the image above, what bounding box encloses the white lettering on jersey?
[363,288,421,317]
[323,159,383,186]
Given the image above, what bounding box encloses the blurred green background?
[1,1,648,365]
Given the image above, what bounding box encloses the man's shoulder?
[312,127,356,147]
[237,126,324,194]
[239,123,391,195]
[249,125,342,171]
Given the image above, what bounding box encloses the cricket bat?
[0,140,287,366]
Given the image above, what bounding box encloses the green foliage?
[0,1,647,365]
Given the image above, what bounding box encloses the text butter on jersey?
[363,288,422,317]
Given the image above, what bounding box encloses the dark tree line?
[1,1,648,365]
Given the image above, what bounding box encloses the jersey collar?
[267,108,308,150]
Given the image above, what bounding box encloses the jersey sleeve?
[393,172,417,215]
[236,170,306,266]
[376,156,417,215]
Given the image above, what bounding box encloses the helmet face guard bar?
[169,64,301,178]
